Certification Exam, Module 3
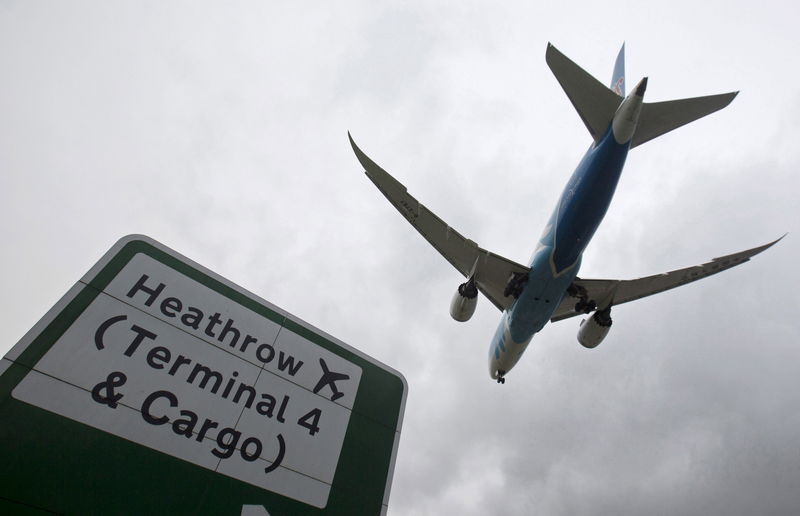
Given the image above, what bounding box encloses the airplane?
[313,358,350,401]
[349,43,782,384]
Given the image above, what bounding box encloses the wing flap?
[350,133,529,311]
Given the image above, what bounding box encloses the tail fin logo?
[612,77,624,96]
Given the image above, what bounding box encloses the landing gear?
[496,370,506,384]
[593,307,612,327]
[569,282,596,314]
[574,299,596,314]
[566,282,587,299]
[504,273,529,299]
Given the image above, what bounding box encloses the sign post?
[0,235,406,515]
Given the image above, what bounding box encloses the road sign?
[0,235,407,515]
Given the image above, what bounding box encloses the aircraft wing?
[550,237,784,322]
[349,133,529,311]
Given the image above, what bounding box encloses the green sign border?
[0,235,407,515]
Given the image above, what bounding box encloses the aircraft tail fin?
[610,43,625,96]
[546,43,623,144]
[630,92,738,148]
[546,42,738,148]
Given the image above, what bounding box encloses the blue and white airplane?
[349,43,781,384]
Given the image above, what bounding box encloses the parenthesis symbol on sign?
[95,315,128,350]
[264,434,286,474]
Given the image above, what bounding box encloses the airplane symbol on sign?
[312,358,350,401]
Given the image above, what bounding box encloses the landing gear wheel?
[504,273,529,299]
[574,299,597,314]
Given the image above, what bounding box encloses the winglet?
[348,131,375,172]
[736,233,787,257]
[348,131,374,169]
[348,131,408,194]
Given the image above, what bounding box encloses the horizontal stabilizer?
[546,43,623,143]
[631,92,738,148]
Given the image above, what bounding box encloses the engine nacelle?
[450,279,478,322]
[577,308,612,349]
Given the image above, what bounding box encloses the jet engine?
[450,278,478,322]
[577,308,612,349]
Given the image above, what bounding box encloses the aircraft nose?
[489,356,501,380]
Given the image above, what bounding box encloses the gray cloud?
[2,1,799,515]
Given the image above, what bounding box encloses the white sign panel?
[12,252,363,508]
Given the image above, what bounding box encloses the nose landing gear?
[496,370,506,384]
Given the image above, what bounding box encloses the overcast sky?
[2,1,799,514]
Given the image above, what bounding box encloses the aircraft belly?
[510,277,575,337]
[488,313,531,376]
[552,134,629,273]
[489,267,577,378]
[503,256,579,345]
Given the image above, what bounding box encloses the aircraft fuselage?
[489,126,631,379]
